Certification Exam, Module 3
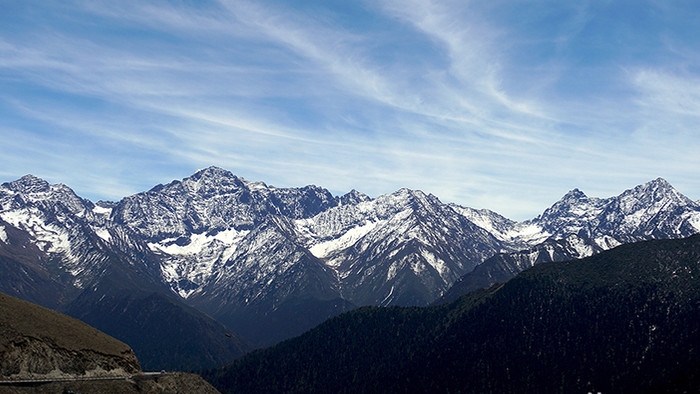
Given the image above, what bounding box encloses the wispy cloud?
[0,0,698,219]
[632,69,700,117]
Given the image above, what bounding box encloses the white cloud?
[632,69,700,117]
[0,1,698,220]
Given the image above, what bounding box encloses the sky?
[1,0,699,220]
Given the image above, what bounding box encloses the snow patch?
[0,209,31,227]
[380,285,395,306]
[0,209,71,253]
[565,235,594,258]
[150,228,249,256]
[386,261,398,281]
[308,221,379,258]
[689,213,700,232]
[510,223,545,238]
[153,228,251,298]
[92,205,112,215]
[0,225,6,243]
[95,228,111,242]
[421,250,449,280]
[594,235,622,250]
[410,259,426,275]
[243,180,269,192]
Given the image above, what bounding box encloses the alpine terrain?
[1,167,698,354]
[202,235,700,393]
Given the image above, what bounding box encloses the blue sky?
[1,0,699,220]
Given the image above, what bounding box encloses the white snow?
[594,235,621,250]
[0,209,31,228]
[421,250,449,280]
[410,259,426,274]
[243,180,269,192]
[308,221,379,258]
[380,285,395,306]
[95,228,111,242]
[0,225,6,243]
[150,228,249,256]
[511,223,545,238]
[92,205,112,215]
[160,259,180,282]
[452,206,505,237]
[386,261,398,281]
[565,235,594,257]
[688,213,700,232]
[152,228,251,298]
[0,209,71,253]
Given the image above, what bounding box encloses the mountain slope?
[203,235,700,393]
[297,189,505,307]
[0,291,221,393]
[119,168,508,345]
[0,291,140,379]
[187,215,354,347]
[0,176,250,371]
[437,234,619,304]
[442,178,700,301]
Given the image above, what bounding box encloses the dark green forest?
[203,235,700,393]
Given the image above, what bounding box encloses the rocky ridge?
[1,167,699,350]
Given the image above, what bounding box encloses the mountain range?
[1,167,698,366]
[202,234,700,393]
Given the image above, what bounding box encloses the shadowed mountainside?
[203,235,700,393]
[0,291,220,393]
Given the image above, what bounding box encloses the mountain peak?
[181,166,247,193]
[637,177,674,191]
[393,188,427,198]
[190,166,236,180]
[339,189,370,205]
[562,188,587,200]
[648,177,670,186]
[622,177,691,205]
[4,174,51,193]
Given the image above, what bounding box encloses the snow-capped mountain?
[297,188,504,306]
[437,234,621,304]
[111,168,508,344]
[441,178,700,302]
[1,168,698,349]
[0,175,249,369]
[187,215,353,346]
[528,178,699,241]
[451,178,700,249]
[0,175,127,301]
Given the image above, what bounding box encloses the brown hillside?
[0,291,140,379]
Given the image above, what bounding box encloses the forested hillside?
[204,235,700,393]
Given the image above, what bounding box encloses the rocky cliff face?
[0,336,138,380]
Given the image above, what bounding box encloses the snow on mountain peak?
[339,189,371,206]
[191,166,237,180]
[563,188,587,200]
[4,174,51,194]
